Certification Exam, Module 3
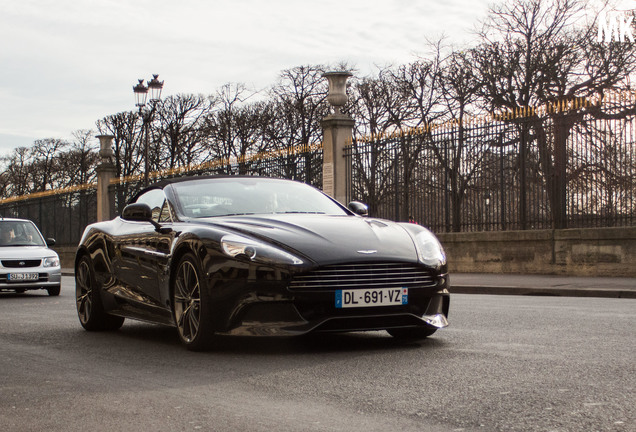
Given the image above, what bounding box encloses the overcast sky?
[0,0,496,156]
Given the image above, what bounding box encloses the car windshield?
[0,221,46,247]
[170,178,349,218]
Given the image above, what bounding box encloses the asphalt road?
[1,277,634,432]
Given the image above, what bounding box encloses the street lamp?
[133,74,164,186]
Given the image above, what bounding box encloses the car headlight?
[220,234,304,266]
[413,230,446,268]
[43,257,60,268]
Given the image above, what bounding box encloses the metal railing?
[3,93,635,242]
[109,143,323,216]
[0,187,96,245]
[346,94,636,231]
[0,144,323,244]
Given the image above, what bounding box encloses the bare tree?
[202,83,256,173]
[29,138,68,192]
[436,49,491,231]
[389,57,445,221]
[348,60,444,218]
[347,71,404,214]
[57,129,98,187]
[350,73,398,137]
[154,94,214,169]
[1,147,32,197]
[96,111,143,180]
[96,111,144,210]
[266,65,328,182]
[473,0,636,227]
[269,65,328,146]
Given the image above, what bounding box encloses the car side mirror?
[121,203,173,234]
[122,203,153,222]
[46,238,56,247]
[348,201,368,216]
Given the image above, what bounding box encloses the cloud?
[0,0,490,155]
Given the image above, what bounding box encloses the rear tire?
[387,326,437,340]
[75,255,124,331]
[172,253,215,351]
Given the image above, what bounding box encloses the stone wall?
[54,245,77,270]
[437,227,636,277]
[54,226,636,277]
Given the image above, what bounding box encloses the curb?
[451,285,636,299]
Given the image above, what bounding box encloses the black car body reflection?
[75,176,450,350]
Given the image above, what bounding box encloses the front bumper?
[0,268,62,291]
[204,262,450,337]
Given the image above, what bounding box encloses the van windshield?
[0,221,46,247]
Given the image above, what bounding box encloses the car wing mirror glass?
[46,238,56,246]
[122,203,173,234]
[122,203,153,222]
[348,201,368,216]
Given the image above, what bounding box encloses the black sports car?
[75,176,449,350]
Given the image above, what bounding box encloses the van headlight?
[43,257,60,267]
[414,230,446,268]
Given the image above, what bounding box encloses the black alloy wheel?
[75,255,124,331]
[172,253,214,351]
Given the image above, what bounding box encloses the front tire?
[75,255,124,331]
[47,285,61,296]
[172,253,214,351]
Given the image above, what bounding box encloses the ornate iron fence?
[0,185,96,245]
[345,94,636,232]
[0,145,322,245]
[3,93,635,244]
[109,144,323,216]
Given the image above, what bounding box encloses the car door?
[116,188,175,312]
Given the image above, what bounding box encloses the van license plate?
[8,272,39,282]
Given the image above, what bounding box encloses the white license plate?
[8,272,39,282]
[335,287,408,308]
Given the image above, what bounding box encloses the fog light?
[422,313,448,328]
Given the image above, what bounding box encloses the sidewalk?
[452,273,636,298]
[61,269,636,299]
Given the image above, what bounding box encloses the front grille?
[289,262,436,292]
[1,260,41,268]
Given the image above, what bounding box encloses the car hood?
[201,214,418,264]
[0,246,58,260]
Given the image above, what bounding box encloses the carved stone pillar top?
[323,71,352,115]
[96,135,114,166]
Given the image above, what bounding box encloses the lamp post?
[133,74,164,186]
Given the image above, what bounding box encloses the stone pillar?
[321,72,354,204]
[95,135,116,221]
